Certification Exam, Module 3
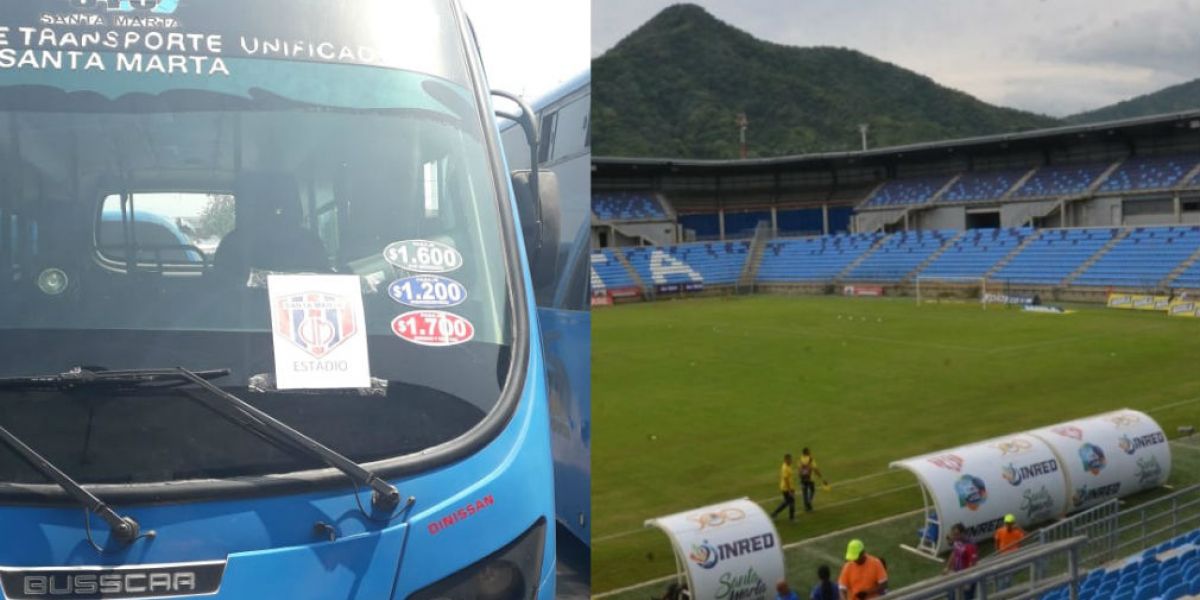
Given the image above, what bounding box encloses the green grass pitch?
[591,295,1200,596]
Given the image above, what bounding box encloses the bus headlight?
[408,518,546,600]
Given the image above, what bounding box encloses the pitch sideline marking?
[591,508,925,599]
[1148,396,1200,413]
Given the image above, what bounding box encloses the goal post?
[915,276,989,308]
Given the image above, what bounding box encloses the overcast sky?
[461,0,589,102]
[592,0,1200,117]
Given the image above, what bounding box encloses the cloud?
[1042,3,1200,77]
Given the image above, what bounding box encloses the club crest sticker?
[927,454,964,472]
[275,292,358,358]
[383,240,463,274]
[391,311,475,347]
[1053,426,1083,440]
[688,541,719,570]
[954,474,987,511]
[267,275,371,390]
[1078,443,1106,475]
[387,275,467,308]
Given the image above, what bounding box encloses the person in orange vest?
[993,514,1025,589]
[838,539,888,599]
[771,453,797,521]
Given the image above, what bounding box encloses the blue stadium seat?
[590,249,638,291]
[1074,226,1200,288]
[1012,163,1108,198]
[1099,155,1200,193]
[940,169,1026,203]
[920,227,1032,279]
[992,228,1120,285]
[845,229,956,281]
[592,191,667,221]
[624,241,750,286]
[860,176,952,208]
[757,233,882,282]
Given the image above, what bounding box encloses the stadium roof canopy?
[593,109,1200,177]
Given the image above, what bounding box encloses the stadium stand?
[1073,226,1200,288]
[1011,163,1109,199]
[940,170,1027,203]
[1040,529,1200,600]
[1098,155,1200,193]
[624,241,749,285]
[590,249,637,290]
[860,176,951,208]
[757,233,881,282]
[592,191,667,221]
[844,229,956,281]
[991,228,1120,285]
[1172,259,1200,289]
[919,227,1033,279]
[596,226,1200,293]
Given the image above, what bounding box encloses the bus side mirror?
[512,169,560,287]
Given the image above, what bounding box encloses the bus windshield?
[0,0,516,487]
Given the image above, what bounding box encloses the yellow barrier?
[1168,300,1200,318]
[1108,293,1170,311]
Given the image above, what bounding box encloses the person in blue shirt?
[810,565,837,600]
[776,579,799,600]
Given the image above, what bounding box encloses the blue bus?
[0,1,564,598]
[500,74,591,547]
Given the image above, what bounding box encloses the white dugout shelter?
[891,409,1171,557]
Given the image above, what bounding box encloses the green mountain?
[592,4,1059,159]
[1067,78,1200,124]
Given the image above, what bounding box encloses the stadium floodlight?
[858,123,869,151]
[914,275,988,309]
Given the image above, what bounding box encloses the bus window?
[550,95,591,162]
[96,193,223,269]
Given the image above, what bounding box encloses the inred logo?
[927,454,964,472]
[391,311,474,347]
[427,494,495,535]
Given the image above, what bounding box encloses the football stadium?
[590,110,1200,599]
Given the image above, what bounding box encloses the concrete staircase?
[926,174,963,205]
[1062,228,1132,285]
[856,181,890,210]
[612,247,647,290]
[999,167,1040,202]
[985,229,1044,279]
[1160,244,1200,288]
[736,222,771,291]
[904,230,965,281]
[1085,160,1126,195]
[835,233,890,281]
[1176,162,1200,191]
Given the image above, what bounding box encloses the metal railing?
[1109,484,1200,565]
[888,536,1088,600]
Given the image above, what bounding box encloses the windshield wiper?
[0,425,146,547]
[0,366,230,390]
[169,367,407,513]
[0,366,407,513]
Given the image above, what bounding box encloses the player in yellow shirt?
[771,453,797,521]
[798,447,829,512]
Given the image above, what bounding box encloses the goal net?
[914,276,989,307]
